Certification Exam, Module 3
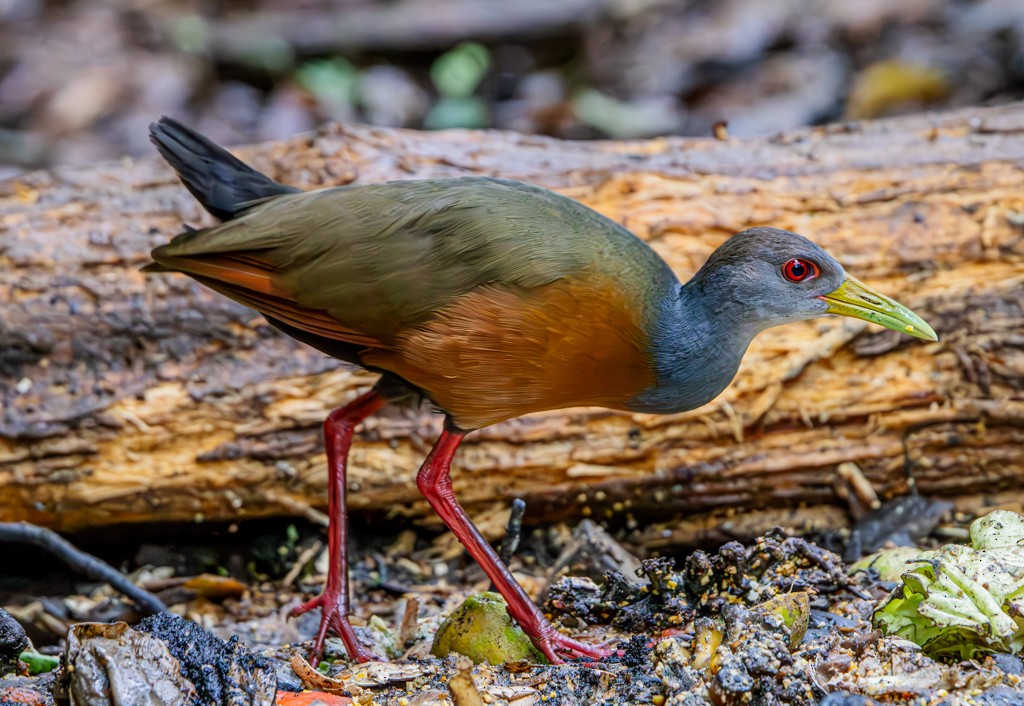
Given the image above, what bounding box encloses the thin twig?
[0,522,167,615]
[262,490,330,526]
[281,539,323,588]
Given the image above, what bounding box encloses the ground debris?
[446,655,484,706]
[544,529,860,633]
[683,530,866,610]
[0,606,28,676]
[54,622,198,706]
[544,557,693,633]
[52,615,275,706]
[539,526,1022,705]
[137,612,276,705]
[842,496,954,561]
[542,519,645,594]
[6,522,1024,705]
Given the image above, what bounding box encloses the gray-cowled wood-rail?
[145,117,936,664]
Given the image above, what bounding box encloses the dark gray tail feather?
[149,116,301,221]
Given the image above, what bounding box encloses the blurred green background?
[1,0,1023,178]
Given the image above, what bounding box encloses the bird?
[145,117,936,665]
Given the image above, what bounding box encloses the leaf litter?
[2,514,1023,704]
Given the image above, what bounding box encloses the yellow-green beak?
[820,276,937,341]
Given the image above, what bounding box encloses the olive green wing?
[148,176,665,346]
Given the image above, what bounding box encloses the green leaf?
[850,546,925,583]
[873,511,1024,660]
[19,651,59,675]
[752,592,810,650]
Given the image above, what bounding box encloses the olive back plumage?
[152,177,677,341]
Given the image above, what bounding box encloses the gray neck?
[627,282,758,415]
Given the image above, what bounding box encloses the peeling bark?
[1,104,1022,534]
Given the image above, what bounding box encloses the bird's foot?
[530,623,615,664]
[291,591,382,665]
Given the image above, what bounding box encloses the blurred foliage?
[2,0,1024,176]
[846,60,951,120]
[431,42,490,98]
[235,36,296,75]
[296,58,360,120]
[166,13,210,56]
[425,42,491,128]
[572,88,680,139]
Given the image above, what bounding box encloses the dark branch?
[0,522,167,616]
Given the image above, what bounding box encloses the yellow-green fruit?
[850,546,925,583]
[752,592,810,650]
[431,592,546,665]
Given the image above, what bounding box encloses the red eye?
[782,258,818,282]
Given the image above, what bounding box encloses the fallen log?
[1,104,1022,536]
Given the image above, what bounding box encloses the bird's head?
[689,227,937,341]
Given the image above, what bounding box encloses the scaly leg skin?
[291,390,386,664]
[417,426,613,664]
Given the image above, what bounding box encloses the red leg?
[291,390,386,664]
[417,428,612,664]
